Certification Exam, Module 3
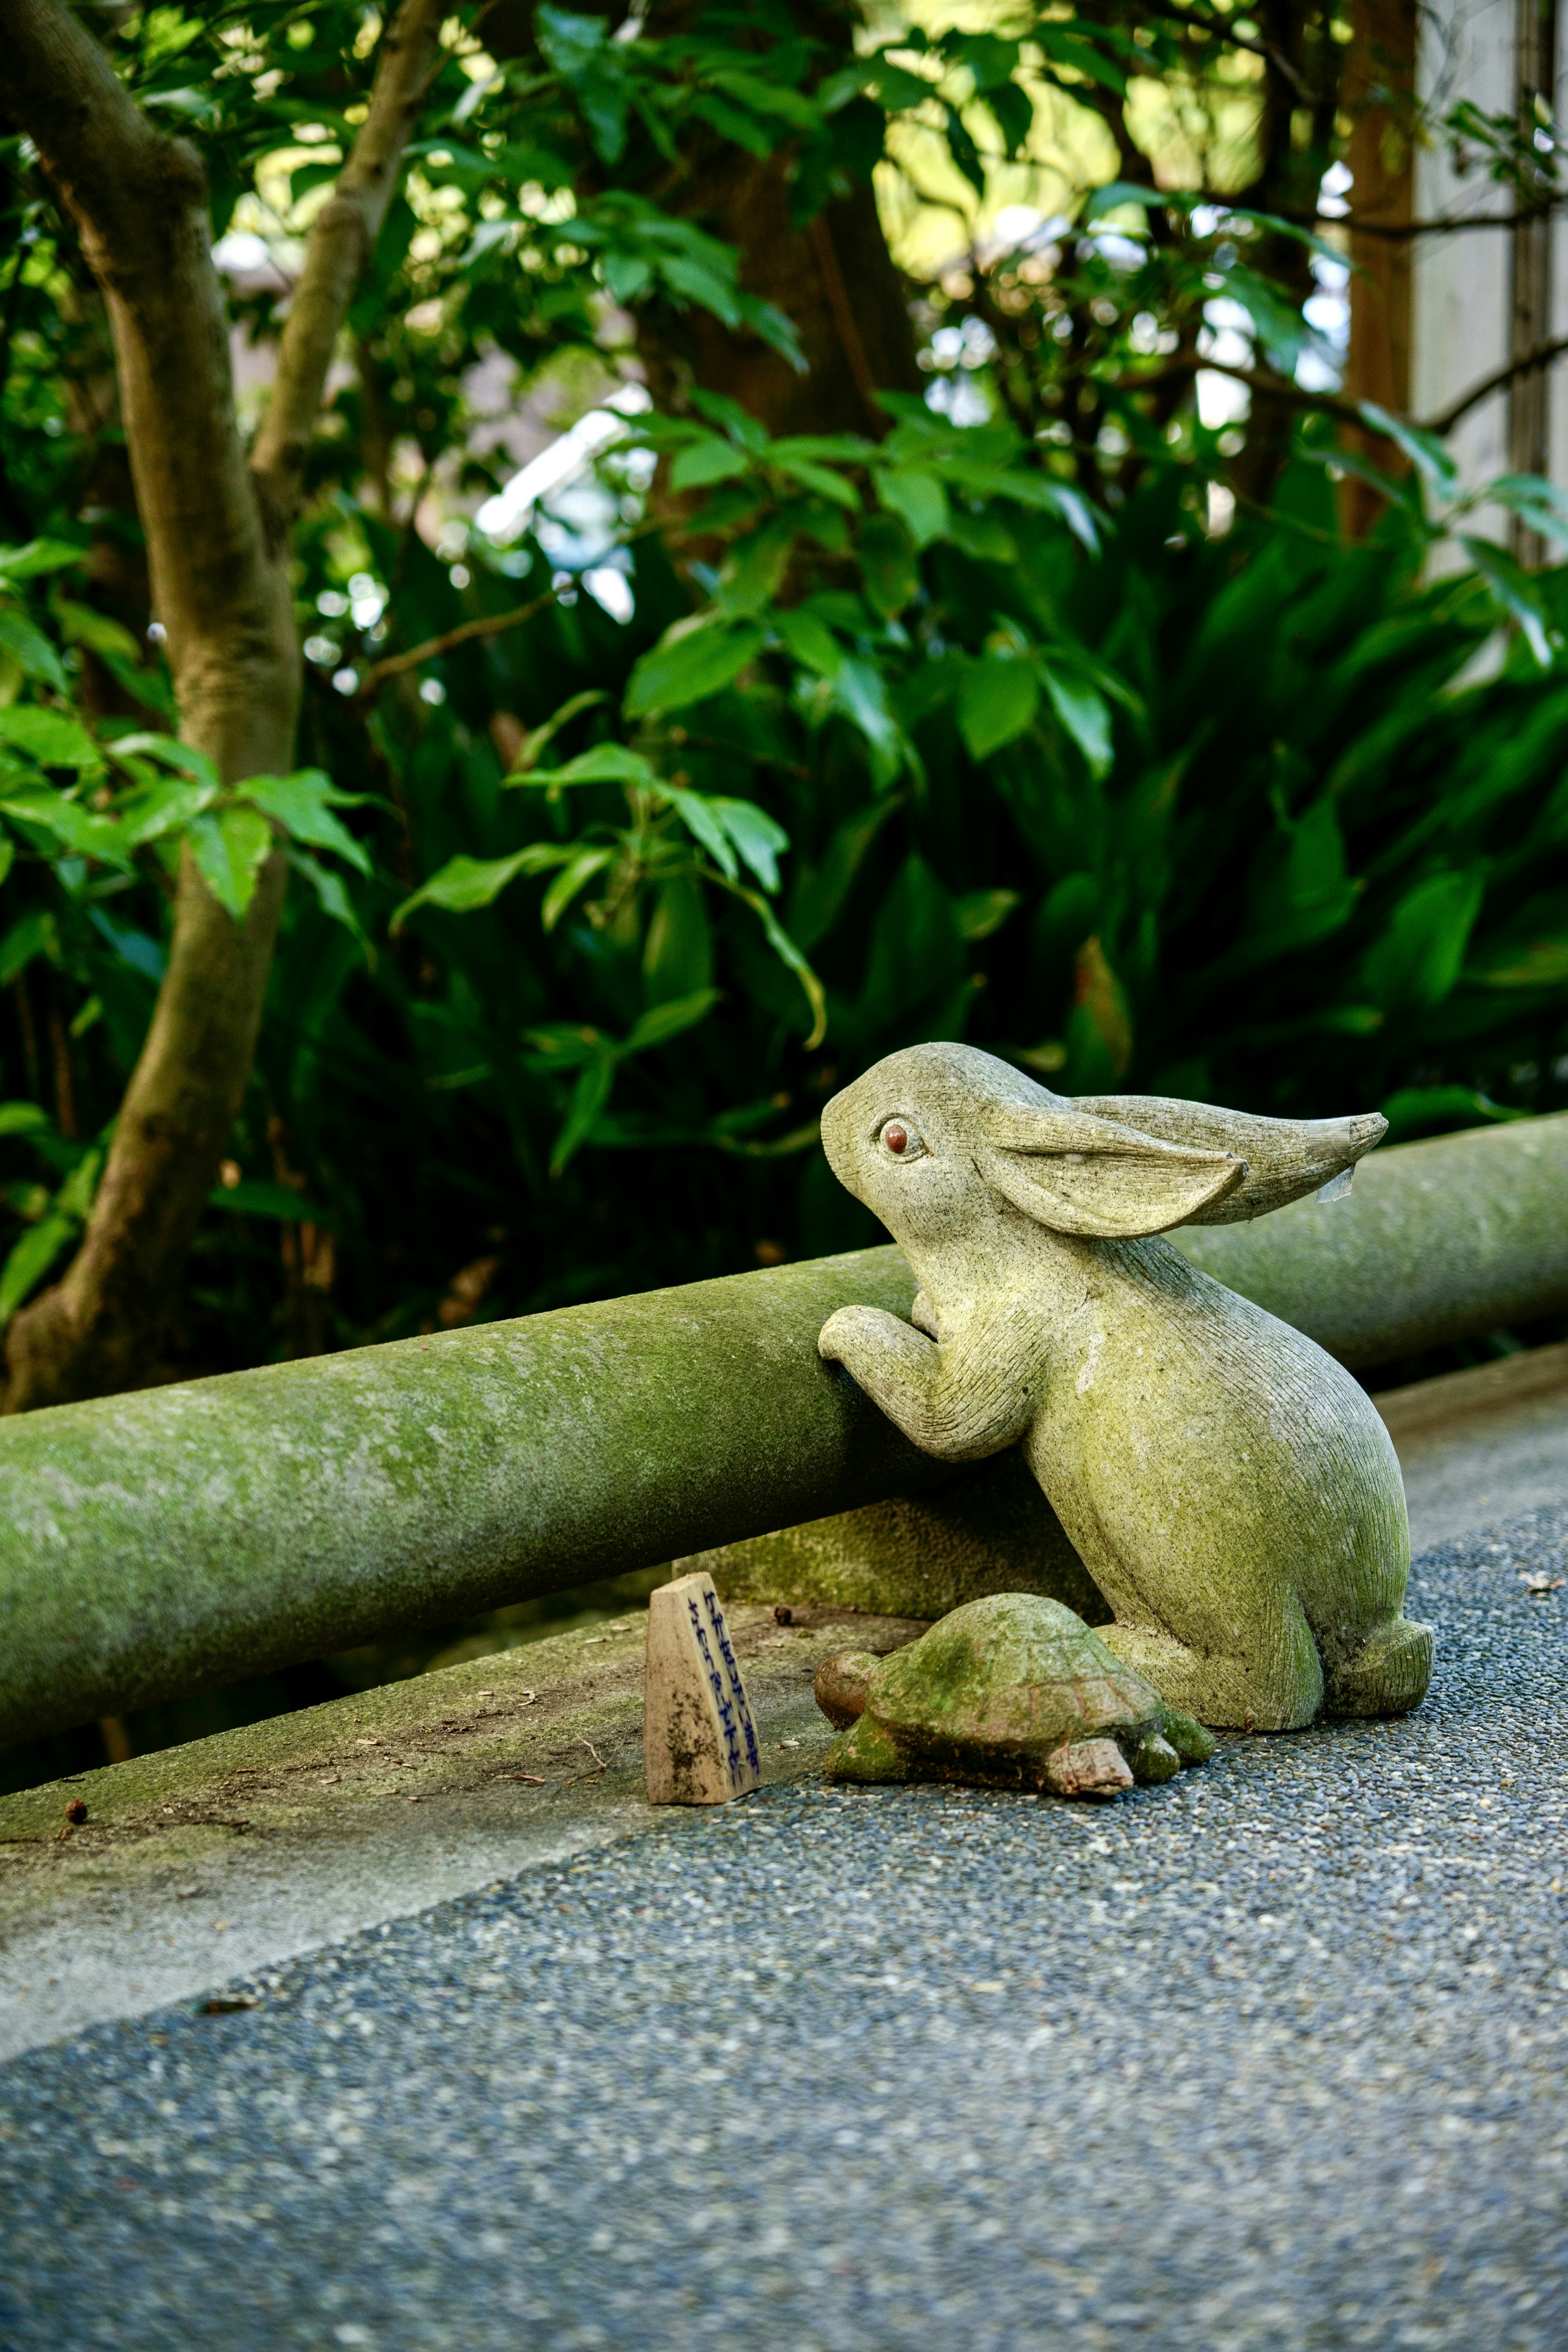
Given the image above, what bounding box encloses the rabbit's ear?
[1073,1095,1386,1223]
[976,1102,1245,1239]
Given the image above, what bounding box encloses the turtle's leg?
[823,1714,908,1784]
[1098,1599,1323,1732]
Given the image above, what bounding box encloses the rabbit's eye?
[879,1118,926,1160]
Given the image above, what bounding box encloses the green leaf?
[186,806,274,920]
[52,599,141,664]
[0,706,100,771]
[859,852,964,1036]
[551,1054,617,1176]
[624,619,766,718]
[0,787,132,868]
[546,743,659,788]
[1360,403,1461,503]
[505,688,611,778]
[624,987,721,1054]
[1461,535,1553,666]
[287,850,370,955]
[958,658,1040,761]
[939,465,1100,551]
[832,659,903,788]
[719,878,826,1048]
[670,436,753,492]
[537,5,630,163]
[0,1212,76,1329]
[0,539,85,582]
[238,770,370,873]
[689,389,770,453]
[875,467,949,548]
[117,775,216,848]
[955,888,1020,940]
[768,454,860,510]
[857,512,920,617]
[524,1022,611,1073]
[0,910,58,988]
[107,734,221,792]
[392,844,560,928]
[643,868,715,1006]
[660,782,737,878]
[1378,1085,1528,1143]
[1040,661,1114,778]
[711,797,790,892]
[0,611,68,694]
[1082,180,1191,225]
[718,521,795,617]
[773,607,843,679]
[208,1178,336,1223]
[541,845,615,931]
[0,1100,50,1137]
[1363,870,1485,1010]
[787,799,900,952]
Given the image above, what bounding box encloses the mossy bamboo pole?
[1,1114,1566,1745]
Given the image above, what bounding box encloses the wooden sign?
[644,1571,762,1806]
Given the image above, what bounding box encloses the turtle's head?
[820,1042,1247,1257]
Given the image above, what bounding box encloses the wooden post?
[644,1571,763,1806]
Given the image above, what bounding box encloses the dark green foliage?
[1,2,1567,1377]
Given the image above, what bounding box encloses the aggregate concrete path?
[0,1605,893,2061]
[4,1508,1568,2352]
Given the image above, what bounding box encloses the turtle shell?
[861,1592,1165,1765]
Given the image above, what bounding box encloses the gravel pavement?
[4,1510,1568,2352]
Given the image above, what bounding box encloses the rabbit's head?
[820,1043,1247,1253]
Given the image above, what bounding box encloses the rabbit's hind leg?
[1098,1599,1323,1732]
[1321,1616,1434,1719]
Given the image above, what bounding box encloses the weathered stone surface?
[0,1252,938,1746]
[815,1593,1214,1795]
[688,1450,1105,1624]
[817,1045,1435,1731]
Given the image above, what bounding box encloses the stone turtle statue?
[815,1592,1215,1797]
[817,1042,1433,1732]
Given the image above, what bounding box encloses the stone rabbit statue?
[817,1043,1432,1731]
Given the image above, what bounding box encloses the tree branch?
[249,0,447,541]
[1115,331,1568,448]
[1134,0,1317,99]
[1110,355,1366,431]
[355,592,560,698]
[1327,201,1568,239]
[1423,334,1568,435]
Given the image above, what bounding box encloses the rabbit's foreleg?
[818,1306,1034,1463]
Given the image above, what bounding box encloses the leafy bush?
[4,399,1566,1363]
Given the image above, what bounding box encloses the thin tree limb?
[1423,334,1568,435]
[1115,334,1568,444]
[1134,0,1316,99]
[1326,202,1567,239]
[356,592,559,697]
[250,0,447,541]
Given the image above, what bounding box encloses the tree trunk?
[1341,0,1416,538]
[638,164,923,439]
[484,0,923,439]
[2,0,441,1410]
